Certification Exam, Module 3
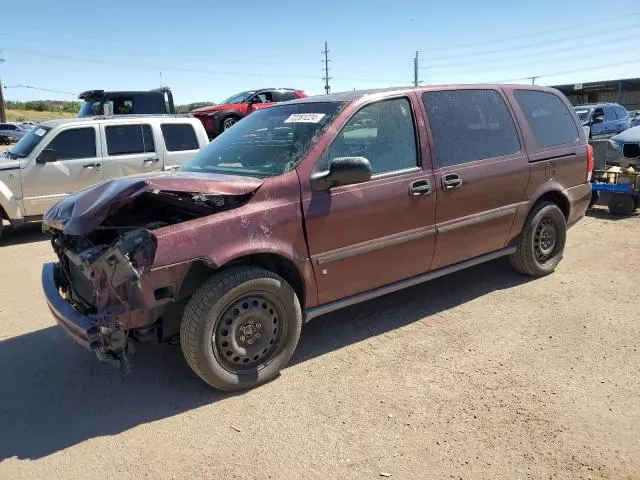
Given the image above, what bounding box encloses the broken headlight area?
[51,228,158,316]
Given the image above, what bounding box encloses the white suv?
[0,115,209,239]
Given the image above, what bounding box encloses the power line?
[423,12,640,53]
[489,59,640,84]
[422,20,640,63]
[422,43,640,77]
[322,41,331,94]
[3,84,77,96]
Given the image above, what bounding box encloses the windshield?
[78,99,102,117]
[219,91,255,105]
[182,102,344,178]
[574,108,591,123]
[7,126,52,158]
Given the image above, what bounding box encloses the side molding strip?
[316,226,436,265]
[305,246,517,321]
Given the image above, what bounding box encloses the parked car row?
[36,84,593,391]
[0,122,32,141]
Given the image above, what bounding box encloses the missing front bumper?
[42,262,131,370]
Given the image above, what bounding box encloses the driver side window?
[47,128,97,160]
[322,97,418,175]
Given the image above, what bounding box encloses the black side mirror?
[36,149,56,164]
[592,116,604,125]
[310,157,373,190]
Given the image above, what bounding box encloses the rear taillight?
[586,144,594,182]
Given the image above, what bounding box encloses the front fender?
[0,177,24,224]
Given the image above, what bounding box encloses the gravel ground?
[0,210,639,479]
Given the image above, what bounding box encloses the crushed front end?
[40,175,258,370]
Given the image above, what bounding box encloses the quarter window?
[324,97,418,175]
[614,106,628,120]
[48,128,96,160]
[423,89,519,166]
[161,124,199,151]
[514,90,580,148]
[106,124,155,155]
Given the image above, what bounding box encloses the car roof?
[38,114,196,129]
[284,84,562,106]
[574,103,622,108]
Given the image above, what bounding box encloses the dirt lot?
[0,210,638,479]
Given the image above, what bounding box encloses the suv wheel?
[222,116,237,131]
[608,194,635,215]
[510,201,567,277]
[180,267,302,391]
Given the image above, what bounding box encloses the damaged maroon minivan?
[42,85,593,390]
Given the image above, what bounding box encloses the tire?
[222,116,238,131]
[634,196,640,210]
[180,266,302,391]
[510,201,567,277]
[588,190,600,209]
[608,194,635,215]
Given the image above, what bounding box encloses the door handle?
[442,173,462,190]
[409,179,432,196]
[143,158,160,164]
[83,162,101,169]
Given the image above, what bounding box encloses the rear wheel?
[180,267,302,391]
[608,194,635,215]
[510,202,567,277]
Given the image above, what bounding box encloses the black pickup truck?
[78,88,175,117]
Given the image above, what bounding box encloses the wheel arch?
[224,252,307,309]
[174,253,307,309]
[532,190,570,220]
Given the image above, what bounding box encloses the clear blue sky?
[1,0,639,104]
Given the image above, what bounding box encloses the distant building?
[552,77,640,110]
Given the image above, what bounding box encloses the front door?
[20,126,103,216]
[302,95,437,304]
[420,88,529,270]
[100,123,161,180]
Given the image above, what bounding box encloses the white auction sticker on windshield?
[35,128,46,137]
[284,113,326,123]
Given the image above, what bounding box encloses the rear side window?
[106,124,155,155]
[514,90,579,148]
[48,128,96,160]
[423,89,519,167]
[271,91,296,102]
[161,124,199,151]
[614,106,628,120]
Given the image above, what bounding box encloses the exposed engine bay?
[46,189,251,316]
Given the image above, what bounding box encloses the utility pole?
[0,57,6,123]
[322,41,331,94]
[528,76,538,85]
[413,51,419,87]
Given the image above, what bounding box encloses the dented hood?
[43,171,263,236]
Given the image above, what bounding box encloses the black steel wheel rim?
[533,216,557,264]
[212,292,286,372]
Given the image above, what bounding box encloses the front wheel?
[510,202,567,277]
[180,267,302,391]
[222,116,238,131]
